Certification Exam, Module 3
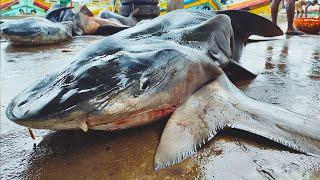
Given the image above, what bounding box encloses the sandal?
[285,30,304,35]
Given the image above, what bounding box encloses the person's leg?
[305,3,311,17]
[286,0,295,31]
[271,0,282,25]
[285,0,304,34]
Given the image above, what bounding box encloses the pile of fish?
[0,5,138,45]
[5,9,320,170]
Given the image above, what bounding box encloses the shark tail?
[154,73,320,170]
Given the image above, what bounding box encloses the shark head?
[0,17,73,45]
[6,43,220,131]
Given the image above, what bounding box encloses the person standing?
[305,0,319,17]
[271,0,303,35]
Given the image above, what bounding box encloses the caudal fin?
[154,73,320,170]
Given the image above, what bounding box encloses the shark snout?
[5,82,88,129]
[6,92,88,130]
[1,26,42,37]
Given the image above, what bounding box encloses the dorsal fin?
[218,10,283,41]
[79,5,94,17]
[217,10,283,62]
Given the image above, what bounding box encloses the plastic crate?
[293,17,320,34]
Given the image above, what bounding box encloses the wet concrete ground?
[1,23,320,179]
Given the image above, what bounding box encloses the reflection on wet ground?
[1,27,320,179]
[23,122,198,179]
[310,49,320,80]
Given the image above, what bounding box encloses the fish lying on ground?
[0,17,73,45]
[6,10,320,169]
[0,5,137,45]
[0,5,76,45]
[72,6,133,36]
[99,8,139,27]
[45,4,75,23]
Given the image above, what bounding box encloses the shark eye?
[47,28,59,35]
[140,77,150,91]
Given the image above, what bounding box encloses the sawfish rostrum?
[6,10,320,169]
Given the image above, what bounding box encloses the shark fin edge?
[223,59,257,81]
[154,73,320,170]
[218,10,283,41]
[154,76,231,170]
[79,5,94,17]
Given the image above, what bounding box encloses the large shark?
[71,5,137,36]
[0,6,136,45]
[6,10,320,169]
[0,5,76,45]
[0,17,73,45]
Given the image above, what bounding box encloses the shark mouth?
[19,106,177,132]
[86,106,177,131]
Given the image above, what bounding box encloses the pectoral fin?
[96,25,129,35]
[154,75,231,170]
[154,73,320,170]
[223,59,257,81]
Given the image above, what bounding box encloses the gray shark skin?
[72,6,130,36]
[6,10,320,170]
[45,4,75,23]
[99,8,139,27]
[0,6,133,45]
[0,17,73,45]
